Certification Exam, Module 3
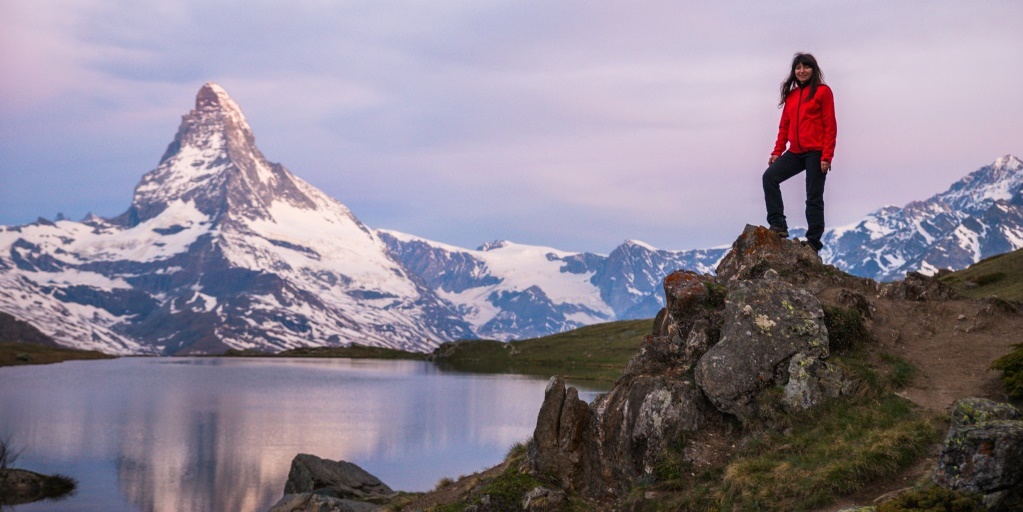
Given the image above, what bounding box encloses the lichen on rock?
[932,398,1023,510]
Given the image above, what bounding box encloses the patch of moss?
[877,484,984,512]
[823,304,870,352]
[472,464,543,511]
[879,353,918,390]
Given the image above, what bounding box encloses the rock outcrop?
[269,454,394,512]
[269,492,382,512]
[694,269,830,420]
[933,398,1023,511]
[526,225,855,499]
[0,468,74,506]
[0,312,57,346]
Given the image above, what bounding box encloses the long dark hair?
[779,52,825,106]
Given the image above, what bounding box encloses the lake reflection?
[0,357,600,512]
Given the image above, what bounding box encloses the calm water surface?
[0,357,600,512]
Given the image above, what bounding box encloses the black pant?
[762,150,826,250]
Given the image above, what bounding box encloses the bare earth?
[819,293,1023,511]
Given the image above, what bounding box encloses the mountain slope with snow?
[379,230,726,340]
[1,83,1019,353]
[821,155,1023,280]
[0,83,472,354]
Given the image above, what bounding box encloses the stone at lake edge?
[0,468,74,506]
[283,454,394,500]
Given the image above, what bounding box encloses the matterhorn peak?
[196,82,237,110]
[115,82,328,227]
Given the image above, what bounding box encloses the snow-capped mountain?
[2,82,1019,354]
[821,155,1023,280]
[379,231,726,340]
[0,83,473,355]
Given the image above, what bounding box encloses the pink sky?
[1,1,1021,253]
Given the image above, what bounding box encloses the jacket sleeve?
[772,99,790,157]
[820,86,837,162]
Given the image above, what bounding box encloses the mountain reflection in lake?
[0,357,601,512]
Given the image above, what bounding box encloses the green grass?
[939,247,1023,301]
[876,483,985,511]
[720,395,940,511]
[220,318,651,384]
[632,349,938,512]
[0,341,115,367]
[432,318,650,384]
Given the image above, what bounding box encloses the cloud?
[1,0,1021,253]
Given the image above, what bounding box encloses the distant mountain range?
[1,83,1020,354]
[821,154,1023,280]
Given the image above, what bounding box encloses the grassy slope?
[939,247,1023,300]
[0,342,115,367]
[432,318,651,384]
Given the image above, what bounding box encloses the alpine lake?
[0,356,604,511]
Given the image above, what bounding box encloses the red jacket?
[772,83,837,162]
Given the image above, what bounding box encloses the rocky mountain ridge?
[822,154,1023,280]
[379,230,725,340]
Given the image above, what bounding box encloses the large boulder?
[592,371,707,478]
[268,492,382,512]
[782,352,852,411]
[694,270,829,420]
[529,369,711,499]
[933,398,1023,510]
[529,376,592,491]
[283,454,394,501]
[715,224,827,284]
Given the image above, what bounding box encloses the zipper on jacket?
[794,86,803,153]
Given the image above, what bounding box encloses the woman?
[762,52,837,253]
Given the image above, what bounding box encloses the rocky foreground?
[272,225,1023,512]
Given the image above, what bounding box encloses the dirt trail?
[868,297,1020,413]
[820,294,1022,511]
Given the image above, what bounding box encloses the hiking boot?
[769,225,789,238]
[800,239,823,253]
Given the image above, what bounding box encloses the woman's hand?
[769,155,779,165]
[821,160,831,174]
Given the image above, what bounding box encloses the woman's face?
[794,63,814,83]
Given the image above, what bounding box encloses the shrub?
[505,440,528,461]
[969,272,1006,287]
[823,305,869,352]
[991,343,1023,400]
[1,435,22,469]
